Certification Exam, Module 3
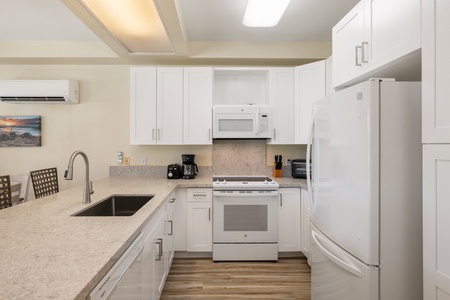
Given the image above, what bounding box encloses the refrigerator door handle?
[312,230,363,278]
[306,107,316,211]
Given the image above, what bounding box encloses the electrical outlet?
[140,157,147,165]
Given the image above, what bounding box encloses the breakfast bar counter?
[0,175,306,299]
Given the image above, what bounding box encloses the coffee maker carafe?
[181,154,198,179]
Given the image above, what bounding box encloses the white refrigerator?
[307,80,423,300]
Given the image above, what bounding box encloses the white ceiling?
[0,0,359,66]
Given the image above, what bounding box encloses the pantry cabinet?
[422,0,450,298]
[130,67,183,145]
[183,67,213,145]
[278,188,301,252]
[267,68,295,144]
[301,189,312,265]
[186,188,212,252]
[294,61,326,144]
[332,0,421,88]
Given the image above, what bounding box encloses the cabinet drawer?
[187,188,212,202]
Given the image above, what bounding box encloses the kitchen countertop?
[0,175,306,299]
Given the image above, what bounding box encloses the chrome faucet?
[64,150,94,204]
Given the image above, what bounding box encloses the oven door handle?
[213,191,279,197]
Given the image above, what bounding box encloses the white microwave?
[213,105,272,139]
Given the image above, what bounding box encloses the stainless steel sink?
[72,195,154,217]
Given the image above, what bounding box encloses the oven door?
[213,190,278,243]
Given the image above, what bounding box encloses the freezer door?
[312,80,379,265]
[311,226,379,300]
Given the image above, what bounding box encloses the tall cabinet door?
[130,67,157,145]
[423,145,450,299]
[423,0,450,298]
[183,67,213,145]
[294,61,326,144]
[422,0,450,143]
[156,67,183,145]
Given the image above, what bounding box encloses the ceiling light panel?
[243,0,291,27]
[80,0,173,54]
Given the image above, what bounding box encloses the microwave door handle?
[306,107,315,212]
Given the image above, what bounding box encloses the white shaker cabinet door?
[130,67,157,145]
[183,67,213,145]
[156,67,183,145]
[422,0,450,143]
[278,188,301,252]
[366,0,421,71]
[268,68,295,145]
[423,145,450,300]
[332,1,365,88]
[294,61,326,144]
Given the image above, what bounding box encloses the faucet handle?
[89,181,94,195]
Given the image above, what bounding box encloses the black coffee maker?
[181,154,198,179]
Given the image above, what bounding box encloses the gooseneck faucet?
[64,150,94,204]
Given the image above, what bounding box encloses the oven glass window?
[219,119,254,132]
[223,205,268,231]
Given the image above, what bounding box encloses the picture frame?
[0,116,42,147]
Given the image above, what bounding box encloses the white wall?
[0,65,304,196]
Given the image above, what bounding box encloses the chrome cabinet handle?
[169,197,176,203]
[355,45,362,66]
[361,41,369,63]
[209,208,211,221]
[168,220,173,235]
[273,129,276,140]
[193,193,207,197]
[280,193,283,206]
[157,129,161,140]
[155,238,163,261]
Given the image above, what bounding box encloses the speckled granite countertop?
[0,175,306,300]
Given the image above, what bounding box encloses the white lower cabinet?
[278,188,301,252]
[142,201,173,299]
[301,189,312,265]
[186,188,212,252]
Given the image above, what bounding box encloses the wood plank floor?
[161,257,311,299]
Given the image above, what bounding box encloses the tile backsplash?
[212,139,272,175]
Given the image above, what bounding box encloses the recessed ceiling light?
[79,0,173,54]
[243,0,291,27]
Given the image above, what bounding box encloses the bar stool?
[30,168,59,199]
[0,175,12,209]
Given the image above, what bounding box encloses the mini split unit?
[0,79,79,104]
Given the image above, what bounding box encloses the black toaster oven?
[291,159,312,179]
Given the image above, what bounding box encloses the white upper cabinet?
[130,67,183,145]
[422,0,450,143]
[130,67,157,145]
[333,0,421,89]
[267,68,295,144]
[333,2,366,89]
[294,61,326,144]
[183,67,213,145]
[156,67,183,145]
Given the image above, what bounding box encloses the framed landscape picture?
[0,116,42,147]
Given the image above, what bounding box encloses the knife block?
[273,163,282,178]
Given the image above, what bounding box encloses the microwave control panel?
[259,113,270,134]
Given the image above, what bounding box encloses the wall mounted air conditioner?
[0,80,79,104]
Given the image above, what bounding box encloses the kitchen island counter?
[0,175,306,299]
